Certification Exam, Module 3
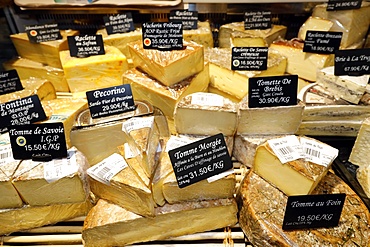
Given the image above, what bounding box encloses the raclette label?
[104,13,135,35]
[283,194,346,230]
[8,122,67,160]
[68,35,105,58]
[334,48,370,76]
[25,23,62,43]
[232,47,268,71]
[169,10,198,30]
[0,70,23,95]
[303,31,342,54]
[244,11,271,30]
[327,0,361,10]
[248,75,298,108]
[168,133,233,188]
[86,84,136,119]
[142,22,183,50]
[0,95,47,134]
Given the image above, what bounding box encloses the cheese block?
[312,2,370,48]
[205,48,287,101]
[152,150,173,206]
[218,22,287,48]
[88,153,155,217]
[3,57,69,92]
[298,16,334,40]
[128,40,204,86]
[12,148,89,206]
[183,21,214,48]
[269,39,334,82]
[297,120,362,137]
[97,28,142,58]
[237,101,304,135]
[10,30,78,68]
[0,163,23,209]
[357,164,370,198]
[41,98,88,148]
[174,92,238,136]
[230,33,267,47]
[59,45,128,93]
[122,62,209,119]
[0,77,56,103]
[316,66,369,104]
[303,104,370,121]
[82,198,238,247]
[208,85,240,102]
[0,199,91,236]
[349,117,370,167]
[254,136,334,196]
[238,171,370,247]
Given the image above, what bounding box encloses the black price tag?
[8,122,67,160]
[327,0,361,10]
[282,194,346,230]
[142,22,183,50]
[303,31,342,54]
[334,48,370,76]
[248,75,298,108]
[86,84,136,119]
[0,95,47,134]
[169,10,198,30]
[25,23,62,43]
[0,70,23,95]
[168,133,233,188]
[103,13,135,35]
[68,35,105,58]
[244,11,271,30]
[232,47,268,71]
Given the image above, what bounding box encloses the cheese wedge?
[0,163,23,209]
[218,22,287,48]
[128,40,204,86]
[316,66,369,104]
[230,33,267,47]
[3,57,69,92]
[297,120,362,137]
[12,148,89,206]
[97,28,142,58]
[0,77,56,103]
[312,2,370,48]
[302,104,370,121]
[269,39,334,82]
[60,45,129,93]
[122,63,209,119]
[205,48,287,101]
[174,92,238,136]
[298,16,334,40]
[82,198,238,247]
[237,171,370,247]
[10,30,78,68]
[0,199,91,236]
[183,21,214,48]
[357,164,370,198]
[349,117,370,168]
[152,150,173,206]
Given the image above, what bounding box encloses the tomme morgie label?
[244,11,271,30]
[142,22,183,50]
[86,84,136,119]
[168,133,233,188]
[0,70,23,95]
[232,47,268,71]
[334,48,370,76]
[283,193,346,230]
[25,23,62,43]
[104,13,135,35]
[303,31,342,54]
[67,34,105,58]
[169,10,198,30]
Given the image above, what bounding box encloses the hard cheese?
[0,161,23,209]
[349,117,370,168]
[183,21,214,48]
[298,16,334,40]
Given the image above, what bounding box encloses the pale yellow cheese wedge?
[183,21,214,48]
[0,164,23,209]
[298,16,334,40]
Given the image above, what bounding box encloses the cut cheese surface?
[297,120,362,137]
[231,33,267,47]
[349,117,370,168]
[0,166,23,209]
[60,45,128,93]
[128,40,204,86]
[302,104,370,121]
[237,171,370,247]
[298,16,334,40]
[357,164,370,198]
[183,21,214,48]
[82,198,238,247]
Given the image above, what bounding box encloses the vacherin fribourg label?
[104,13,135,35]
[248,75,298,108]
[68,34,105,58]
[231,47,268,71]
[244,11,271,30]
[0,95,47,134]
[334,48,370,76]
[283,194,346,230]
[168,133,233,188]
[25,23,62,43]
[326,0,361,10]
[8,122,68,160]
[169,9,198,30]
[86,84,136,119]
[142,22,183,50]
[303,31,342,54]
[0,70,23,95]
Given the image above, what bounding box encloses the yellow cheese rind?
[183,21,214,48]
[60,45,129,93]
[128,41,204,86]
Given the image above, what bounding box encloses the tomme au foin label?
[104,13,135,35]
[67,35,105,58]
[25,23,62,43]
[0,70,23,95]
[142,22,183,50]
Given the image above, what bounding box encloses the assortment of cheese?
[0,2,370,246]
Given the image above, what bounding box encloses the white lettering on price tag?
[267,135,304,163]
[44,150,79,183]
[190,93,224,107]
[122,116,154,133]
[300,137,338,167]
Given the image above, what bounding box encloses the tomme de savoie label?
[0,70,23,95]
